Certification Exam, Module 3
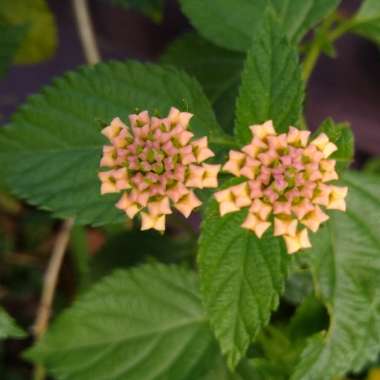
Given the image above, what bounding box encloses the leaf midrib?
[37,316,206,355]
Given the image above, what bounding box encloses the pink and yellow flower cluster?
[99,109,347,254]
[98,107,220,232]
[214,121,347,254]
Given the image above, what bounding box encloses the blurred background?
[1,0,379,160]
[0,0,379,379]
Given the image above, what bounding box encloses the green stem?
[328,18,356,42]
[302,39,322,83]
[302,15,355,83]
[302,13,335,82]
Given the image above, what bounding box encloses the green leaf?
[26,263,219,380]
[90,229,195,282]
[201,356,285,380]
[0,61,223,226]
[200,357,240,380]
[288,295,328,342]
[351,0,380,45]
[0,307,26,339]
[314,118,354,171]
[270,0,341,44]
[198,179,288,369]
[291,171,380,380]
[109,0,165,23]
[283,259,314,305]
[235,11,304,144]
[0,0,57,64]
[238,358,288,380]
[179,0,341,52]
[0,24,25,78]
[161,33,244,132]
[179,0,266,52]
[201,356,288,380]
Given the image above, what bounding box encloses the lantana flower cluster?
[98,107,220,232]
[214,121,348,254]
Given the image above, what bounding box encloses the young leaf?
[0,0,57,64]
[198,181,288,369]
[26,264,219,380]
[179,0,341,52]
[351,0,380,45]
[0,61,223,226]
[0,24,25,78]
[161,33,244,132]
[0,307,26,339]
[314,118,354,171]
[291,171,380,380]
[235,11,304,144]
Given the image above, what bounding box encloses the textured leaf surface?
[26,264,219,380]
[351,0,380,44]
[314,118,354,171]
[291,171,380,380]
[161,33,244,132]
[0,307,26,339]
[235,11,304,143]
[179,0,341,51]
[0,0,57,64]
[0,24,25,77]
[199,182,288,369]
[0,61,222,225]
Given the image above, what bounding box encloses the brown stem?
[72,0,101,65]
[32,2,100,379]
[32,218,74,380]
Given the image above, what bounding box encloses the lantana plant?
[1,1,380,380]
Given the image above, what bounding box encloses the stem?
[302,39,322,83]
[302,15,355,83]
[302,13,335,82]
[328,18,356,42]
[72,0,101,65]
[33,219,75,380]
